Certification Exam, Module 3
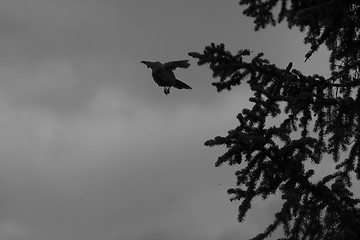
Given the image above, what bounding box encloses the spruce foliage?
[189,1,360,239]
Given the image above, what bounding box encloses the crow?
[141,60,192,95]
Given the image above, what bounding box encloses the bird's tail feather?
[174,79,192,90]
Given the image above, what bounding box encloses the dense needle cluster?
[189,1,360,239]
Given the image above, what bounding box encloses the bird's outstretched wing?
[164,60,190,71]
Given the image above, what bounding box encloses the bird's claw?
[164,87,170,95]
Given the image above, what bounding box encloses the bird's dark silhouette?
[141,60,192,95]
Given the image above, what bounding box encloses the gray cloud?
[0,1,342,240]
[0,89,250,240]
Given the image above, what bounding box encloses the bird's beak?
[141,61,151,68]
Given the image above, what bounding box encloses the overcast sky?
[0,1,347,240]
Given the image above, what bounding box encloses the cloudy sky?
[0,1,342,240]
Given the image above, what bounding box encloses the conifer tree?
[189,1,360,239]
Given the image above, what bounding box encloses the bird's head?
[141,61,163,70]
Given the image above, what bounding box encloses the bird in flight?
[141,60,192,95]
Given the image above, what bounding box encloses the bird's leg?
[163,87,170,95]
[163,87,169,95]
